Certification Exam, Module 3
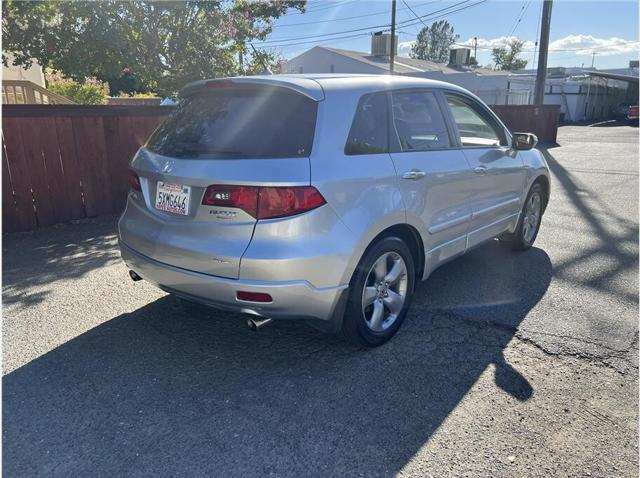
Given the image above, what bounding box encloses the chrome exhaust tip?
[246,317,273,331]
[129,270,142,282]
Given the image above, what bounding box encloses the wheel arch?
[355,223,426,284]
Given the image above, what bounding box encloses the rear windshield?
[146,86,317,159]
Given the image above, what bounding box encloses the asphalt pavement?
[3,123,638,477]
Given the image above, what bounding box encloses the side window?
[445,94,506,147]
[391,91,451,151]
[345,93,388,155]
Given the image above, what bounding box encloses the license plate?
[155,181,191,215]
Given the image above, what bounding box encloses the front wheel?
[342,236,415,347]
[499,182,545,251]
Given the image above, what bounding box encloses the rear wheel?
[342,236,415,347]
[499,182,544,251]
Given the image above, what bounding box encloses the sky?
[257,0,639,69]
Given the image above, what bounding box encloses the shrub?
[46,73,109,105]
[115,91,159,99]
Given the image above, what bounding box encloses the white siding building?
[280,44,520,106]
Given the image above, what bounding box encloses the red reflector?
[236,291,273,303]
[202,185,326,220]
[128,169,141,191]
[206,79,234,89]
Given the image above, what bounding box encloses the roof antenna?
[250,43,273,75]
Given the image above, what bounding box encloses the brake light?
[202,185,326,220]
[128,170,141,191]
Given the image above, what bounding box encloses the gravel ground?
[3,123,638,477]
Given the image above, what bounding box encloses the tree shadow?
[2,216,120,308]
[3,241,551,477]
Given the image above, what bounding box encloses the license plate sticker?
[155,181,191,215]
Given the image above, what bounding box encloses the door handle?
[402,169,426,180]
[474,166,488,175]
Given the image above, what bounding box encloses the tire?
[341,236,415,347]
[499,182,545,251]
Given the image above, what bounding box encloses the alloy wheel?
[361,252,408,332]
[522,191,542,243]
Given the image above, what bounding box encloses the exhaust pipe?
[246,317,273,331]
[129,270,142,282]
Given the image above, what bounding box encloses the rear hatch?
[120,81,319,279]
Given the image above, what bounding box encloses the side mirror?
[512,132,538,151]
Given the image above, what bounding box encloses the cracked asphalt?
[3,124,638,477]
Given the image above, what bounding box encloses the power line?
[401,0,429,28]
[256,0,478,46]
[275,0,441,28]
[255,32,373,49]
[507,0,532,38]
[286,0,360,16]
[396,0,487,30]
[258,0,488,50]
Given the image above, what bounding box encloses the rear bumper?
[120,242,348,322]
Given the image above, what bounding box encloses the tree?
[410,20,458,63]
[491,38,528,71]
[2,1,305,97]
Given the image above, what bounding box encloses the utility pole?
[533,0,553,105]
[389,0,396,75]
[473,36,478,60]
[591,52,596,68]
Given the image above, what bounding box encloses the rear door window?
[445,94,507,147]
[147,86,317,159]
[391,91,451,151]
[345,92,389,155]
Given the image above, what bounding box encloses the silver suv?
[119,74,550,346]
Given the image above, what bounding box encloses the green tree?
[410,20,459,63]
[2,1,304,97]
[491,38,528,71]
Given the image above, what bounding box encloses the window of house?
[344,93,388,155]
[445,94,506,147]
[391,91,451,151]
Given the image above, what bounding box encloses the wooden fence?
[3,103,561,234]
[3,105,171,233]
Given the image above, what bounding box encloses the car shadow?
[3,241,551,477]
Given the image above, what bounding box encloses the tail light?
[202,185,326,220]
[128,170,141,191]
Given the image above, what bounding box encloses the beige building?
[2,52,45,87]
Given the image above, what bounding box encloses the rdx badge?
[209,209,237,219]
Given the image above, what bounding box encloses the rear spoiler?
[179,77,325,101]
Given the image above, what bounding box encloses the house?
[2,53,73,104]
[280,37,523,106]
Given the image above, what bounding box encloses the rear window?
[146,86,317,159]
